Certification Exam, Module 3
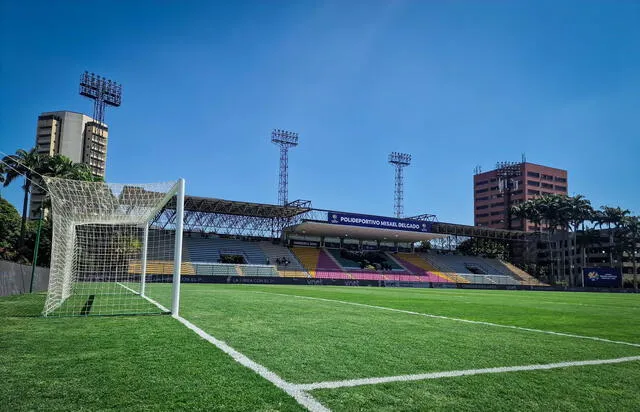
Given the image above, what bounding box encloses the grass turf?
[2,285,639,411]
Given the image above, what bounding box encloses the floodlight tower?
[79,71,122,127]
[496,161,522,230]
[271,129,299,205]
[388,152,412,218]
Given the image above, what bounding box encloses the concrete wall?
[0,260,49,297]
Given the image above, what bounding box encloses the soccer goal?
[42,177,185,317]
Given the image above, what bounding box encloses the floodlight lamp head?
[271,128,299,146]
[388,152,412,166]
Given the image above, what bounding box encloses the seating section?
[422,253,523,285]
[258,241,308,276]
[326,248,405,271]
[184,236,268,264]
[395,253,454,283]
[155,237,537,284]
[291,247,322,277]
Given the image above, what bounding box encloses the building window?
[489,178,497,183]
[475,180,489,186]
[528,189,540,195]
[476,213,489,218]
[527,171,540,178]
[490,202,504,207]
[490,186,499,191]
[541,174,554,181]
[541,182,553,189]
[555,177,567,183]
[555,185,567,191]
[475,205,489,210]
[528,180,540,187]
[476,196,489,201]
[490,211,502,216]
[475,188,488,194]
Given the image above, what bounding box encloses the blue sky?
[1,0,638,224]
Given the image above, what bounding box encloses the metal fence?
[0,260,50,297]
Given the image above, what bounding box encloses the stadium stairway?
[499,260,546,286]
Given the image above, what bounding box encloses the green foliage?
[457,238,509,259]
[0,147,102,265]
[0,198,20,250]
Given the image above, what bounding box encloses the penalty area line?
[254,291,640,349]
[116,283,329,412]
[294,355,640,390]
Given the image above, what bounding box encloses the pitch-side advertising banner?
[583,267,621,288]
[327,211,433,233]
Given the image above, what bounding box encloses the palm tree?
[566,195,593,285]
[621,216,639,290]
[2,148,48,247]
[597,206,631,281]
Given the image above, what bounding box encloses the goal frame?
[42,177,186,317]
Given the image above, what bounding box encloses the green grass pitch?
[2,284,639,411]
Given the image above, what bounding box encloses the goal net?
[42,177,185,317]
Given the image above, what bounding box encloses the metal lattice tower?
[388,152,412,218]
[271,129,299,205]
[496,161,522,230]
[79,71,122,126]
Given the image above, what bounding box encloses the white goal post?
[42,177,185,317]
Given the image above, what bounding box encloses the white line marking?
[126,284,329,412]
[254,291,640,348]
[295,356,640,390]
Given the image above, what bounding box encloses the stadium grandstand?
[133,194,545,288]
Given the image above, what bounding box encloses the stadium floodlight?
[80,70,122,127]
[42,177,185,317]
[271,129,299,205]
[388,152,412,218]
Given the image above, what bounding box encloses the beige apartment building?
[30,111,108,217]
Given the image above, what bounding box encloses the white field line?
[116,282,171,313]
[122,283,328,412]
[295,356,640,391]
[254,291,640,348]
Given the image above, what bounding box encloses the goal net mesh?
[43,177,182,317]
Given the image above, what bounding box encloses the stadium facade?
[30,111,108,218]
[474,162,568,231]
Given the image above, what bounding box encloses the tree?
[0,198,21,251]
[457,238,509,259]
[566,195,593,286]
[596,206,630,282]
[2,148,48,247]
[620,216,639,290]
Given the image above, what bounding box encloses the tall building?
[30,111,108,217]
[473,162,568,232]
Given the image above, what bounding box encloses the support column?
[172,178,186,317]
[140,223,149,296]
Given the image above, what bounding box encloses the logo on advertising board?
[583,267,620,287]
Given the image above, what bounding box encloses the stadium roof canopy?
[178,196,311,219]
[284,220,446,242]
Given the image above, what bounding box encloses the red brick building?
[473,162,568,232]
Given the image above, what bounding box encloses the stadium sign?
[327,211,432,233]
[583,267,620,288]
